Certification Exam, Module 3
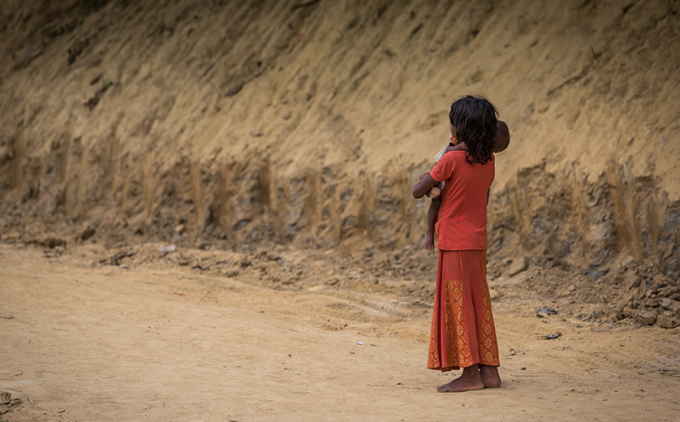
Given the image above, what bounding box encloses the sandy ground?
[1,243,679,422]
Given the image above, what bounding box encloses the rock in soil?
[507,258,528,277]
[657,314,680,329]
[636,310,658,326]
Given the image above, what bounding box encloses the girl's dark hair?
[449,95,498,164]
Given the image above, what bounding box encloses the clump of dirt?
[490,259,680,329]
[0,391,23,417]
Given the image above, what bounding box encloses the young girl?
[413,96,504,392]
[423,120,510,250]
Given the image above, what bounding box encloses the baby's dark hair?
[449,95,498,164]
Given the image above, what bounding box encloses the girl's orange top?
[429,151,495,251]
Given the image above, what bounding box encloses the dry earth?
[2,1,680,420]
[1,0,679,283]
[1,242,680,421]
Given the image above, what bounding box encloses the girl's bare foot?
[437,365,485,393]
[424,231,435,250]
[479,365,501,388]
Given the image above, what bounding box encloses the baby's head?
[449,96,498,164]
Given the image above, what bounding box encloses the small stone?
[36,236,66,248]
[281,277,297,285]
[489,288,501,301]
[659,298,680,313]
[567,285,576,292]
[657,314,680,329]
[588,310,604,322]
[508,258,528,277]
[644,298,659,308]
[657,286,679,298]
[174,224,186,234]
[267,252,281,261]
[636,310,657,325]
[228,268,239,277]
[79,225,96,241]
[653,274,674,288]
[1,232,22,243]
[582,267,609,281]
[254,246,268,257]
[501,258,513,266]
[624,271,641,290]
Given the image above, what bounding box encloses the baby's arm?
[424,197,441,250]
[444,142,466,154]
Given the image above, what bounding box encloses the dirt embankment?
[1,0,679,327]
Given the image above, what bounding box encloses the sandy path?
[1,244,679,421]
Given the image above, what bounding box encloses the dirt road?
[1,243,679,421]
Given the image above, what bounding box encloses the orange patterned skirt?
[427,250,500,371]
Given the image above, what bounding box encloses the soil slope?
[1,3,679,321]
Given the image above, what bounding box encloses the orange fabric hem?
[427,250,500,371]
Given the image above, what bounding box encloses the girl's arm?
[413,173,438,198]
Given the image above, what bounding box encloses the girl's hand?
[413,173,438,198]
[425,182,444,199]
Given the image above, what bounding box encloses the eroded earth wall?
[1,0,679,283]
